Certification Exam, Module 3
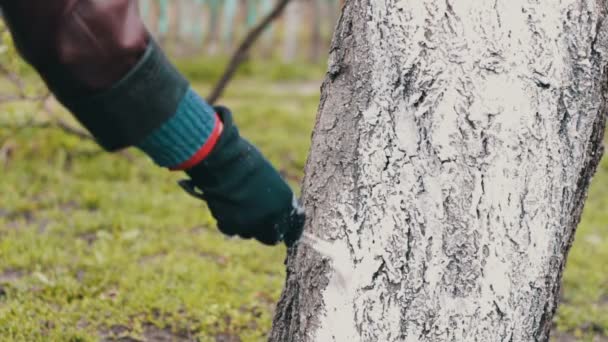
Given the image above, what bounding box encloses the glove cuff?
[184,106,242,188]
[137,89,222,169]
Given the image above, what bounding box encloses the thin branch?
[8,119,135,161]
[0,94,49,103]
[0,38,136,160]
[39,97,138,159]
[0,63,25,92]
[0,85,94,142]
[207,0,292,104]
[53,119,94,141]
[4,109,95,142]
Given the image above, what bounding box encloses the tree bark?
[270,0,608,341]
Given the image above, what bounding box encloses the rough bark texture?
[270,0,608,341]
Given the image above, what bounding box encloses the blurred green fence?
[139,0,343,62]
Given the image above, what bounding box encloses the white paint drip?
[300,233,359,341]
[300,233,352,293]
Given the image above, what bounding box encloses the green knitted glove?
[179,106,305,247]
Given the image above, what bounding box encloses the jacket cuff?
[55,39,189,151]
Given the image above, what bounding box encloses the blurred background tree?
[137,0,341,62]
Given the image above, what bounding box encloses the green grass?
[0,79,319,341]
[175,55,327,83]
[0,72,606,341]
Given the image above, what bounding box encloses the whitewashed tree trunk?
[270,0,608,341]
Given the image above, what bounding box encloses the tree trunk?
[157,0,170,42]
[309,0,322,63]
[270,0,608,341]
[204,0,221,54]
[282,0,300,62]
[222,0,239,51]
[261,0,276,58]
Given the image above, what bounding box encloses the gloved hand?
[179,106,305,247]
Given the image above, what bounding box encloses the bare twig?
[0,29,136,159]
[0,63,25,92]
[0,94,49,103]
[207,0,292,104]
[0,85,95,142]
[53,119,94,140]
[0,66,136,160]
[39,95,95,141]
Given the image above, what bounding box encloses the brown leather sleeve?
[1,0,148,94]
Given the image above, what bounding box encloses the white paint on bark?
[271,0,608,341]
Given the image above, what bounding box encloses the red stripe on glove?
[170,113,224,171]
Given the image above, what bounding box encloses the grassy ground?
[0,70,606,340]
[0,75,319,341]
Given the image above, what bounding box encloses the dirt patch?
[99,324,132,341]
[552,331,608,342]
[189,226,208,235]
[199,251,230,266]
[143,324,197,342]
[59,201,80,212]
[5,209,36,223]
[78,231,98,246]
[137,252,168,265]
[99,323,199,342]
[552,332,578,342]
[215,333,242,342]
[0,269,24,300]
[0,269,24,284]
[2,209,50,232]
